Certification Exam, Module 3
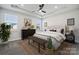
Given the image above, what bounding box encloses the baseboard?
[8,38,21,42]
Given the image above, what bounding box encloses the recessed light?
[54,6,58,8]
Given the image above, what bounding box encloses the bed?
[33,31,66,50]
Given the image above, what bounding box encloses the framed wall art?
[67,18,75,26]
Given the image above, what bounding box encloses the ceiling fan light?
[39,10,42,12]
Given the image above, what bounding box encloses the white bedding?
[34,31,65,49]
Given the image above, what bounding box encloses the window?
[4,14,18,30]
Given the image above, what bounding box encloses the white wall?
[0,8,41,41]
[43,9,79,43]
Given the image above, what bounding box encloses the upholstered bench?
[28,36,47,53]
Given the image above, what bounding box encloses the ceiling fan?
[33,4,46,13]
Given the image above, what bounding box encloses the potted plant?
[0,23,11,43]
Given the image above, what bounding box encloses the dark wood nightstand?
[65,31,75,43]
[21,29,36,40]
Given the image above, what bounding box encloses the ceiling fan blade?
[39,4,44,10]
[42,10,46,13]
[41,4,44,7]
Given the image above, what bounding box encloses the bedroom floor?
[0,39,79,55]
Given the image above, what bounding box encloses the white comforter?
[34,31,65,49]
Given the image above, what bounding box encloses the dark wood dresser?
[21,29,36,40]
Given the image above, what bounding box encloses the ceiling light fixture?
[39,10,42,12]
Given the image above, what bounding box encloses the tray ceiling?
[0,4,79,18]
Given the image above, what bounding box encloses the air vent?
[11,4,25,10]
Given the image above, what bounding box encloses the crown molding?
[43,8,79,19]
[0,5,79,19]
[0,6,41,19]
